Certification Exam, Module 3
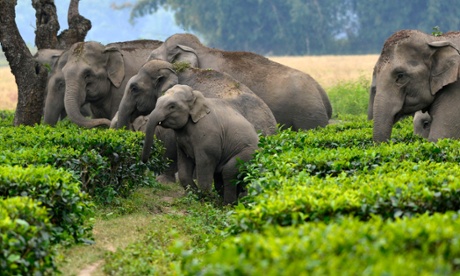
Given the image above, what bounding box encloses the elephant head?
[43,50,70,125]
[148,33,200,67]
[142,84,210,162]
[372,30,460,142]
[61,41,125,128]
[413,111,431,138]
[116,60,178,129]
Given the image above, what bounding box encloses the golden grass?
[0,66,17,110]
[0,55,379,110]
[269,55,378,89]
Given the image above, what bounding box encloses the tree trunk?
[0,0,91,126]
[0,0,48,126]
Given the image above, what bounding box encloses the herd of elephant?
[35,30,460,204]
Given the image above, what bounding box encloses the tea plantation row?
[2,109,460,275]
[0,111,166,274]
[104,115,460,275]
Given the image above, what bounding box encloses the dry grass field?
[269,55,378,88]
[0,55,379,110]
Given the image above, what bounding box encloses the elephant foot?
[156,173,177,184]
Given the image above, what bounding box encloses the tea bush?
[0,196,57,275]
[231,160,460,233]
[0,116,166,203]
[181,212,460,275]
[0,165,93,244]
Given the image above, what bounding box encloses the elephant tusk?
[158,121,162,125]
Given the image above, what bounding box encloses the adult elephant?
[372,29,460,142]
[147,33,332,131]
[114,59,277,184]
[142,85,259,204]
[61,39,162,128]
[115,59,277,135]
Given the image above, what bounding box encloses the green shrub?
[181,212,460,275]
[0,165,93,244]
[238,117,456,198]
[327,76,370,117]
[231,161,460,233]
[0,110,14,127]
[0,196,57,275]
[0,119,166,203]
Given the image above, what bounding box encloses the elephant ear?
[428,41,460,95]
[189,90,210,123]
[175,44,199,67]
[105,46,125,88]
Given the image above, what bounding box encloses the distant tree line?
[130,0,460,55]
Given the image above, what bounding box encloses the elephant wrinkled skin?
[116,59,277,135]
[148,33,332,131]
[142,85,259,204]
[371,29,460,142]
[60,39,162,128]
[116,59,276,184]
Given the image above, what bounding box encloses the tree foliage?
[131,0,460,55]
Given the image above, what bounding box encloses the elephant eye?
[131,85,139,94]
[168,104,176,111]
[395,72,405,82]
[83,70,92,81]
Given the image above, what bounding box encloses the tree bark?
[0,0,91,126]
[33,0,92,50]
[0,0,48,126]
[33,0,60,49]
[56,0,92,49]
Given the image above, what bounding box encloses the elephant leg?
[220,158,243,205]
[155,127,177,184]
[177,147,197,192]
[195,158,216,196]
[213,172,224,198]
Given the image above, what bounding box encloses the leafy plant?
[0,165,93,245]
[432,26,443,36]
[0,117,167,204]
[327,76,370,117]
[181,212,460,275]
[0,197,57,275]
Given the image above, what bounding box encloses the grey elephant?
[111,112,148,132]
[59,39,162,128]
[115,59,276,184]
[372,29,460,142]
[116,59,277,135]
[413,111,432,138]
[142,84,259,204]
[147,33,332,131]
[33,49,64,73]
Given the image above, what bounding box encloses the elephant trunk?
[115,97,135,129]
[64,80,111,128]
[372,91,404,143]
[141,112,161,163]
[43,97,62,126]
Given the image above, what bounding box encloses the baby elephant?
[142,84,259,204]
[413,111,432,139]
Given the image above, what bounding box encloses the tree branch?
[33,0,60,49]
[57,0,91,49]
